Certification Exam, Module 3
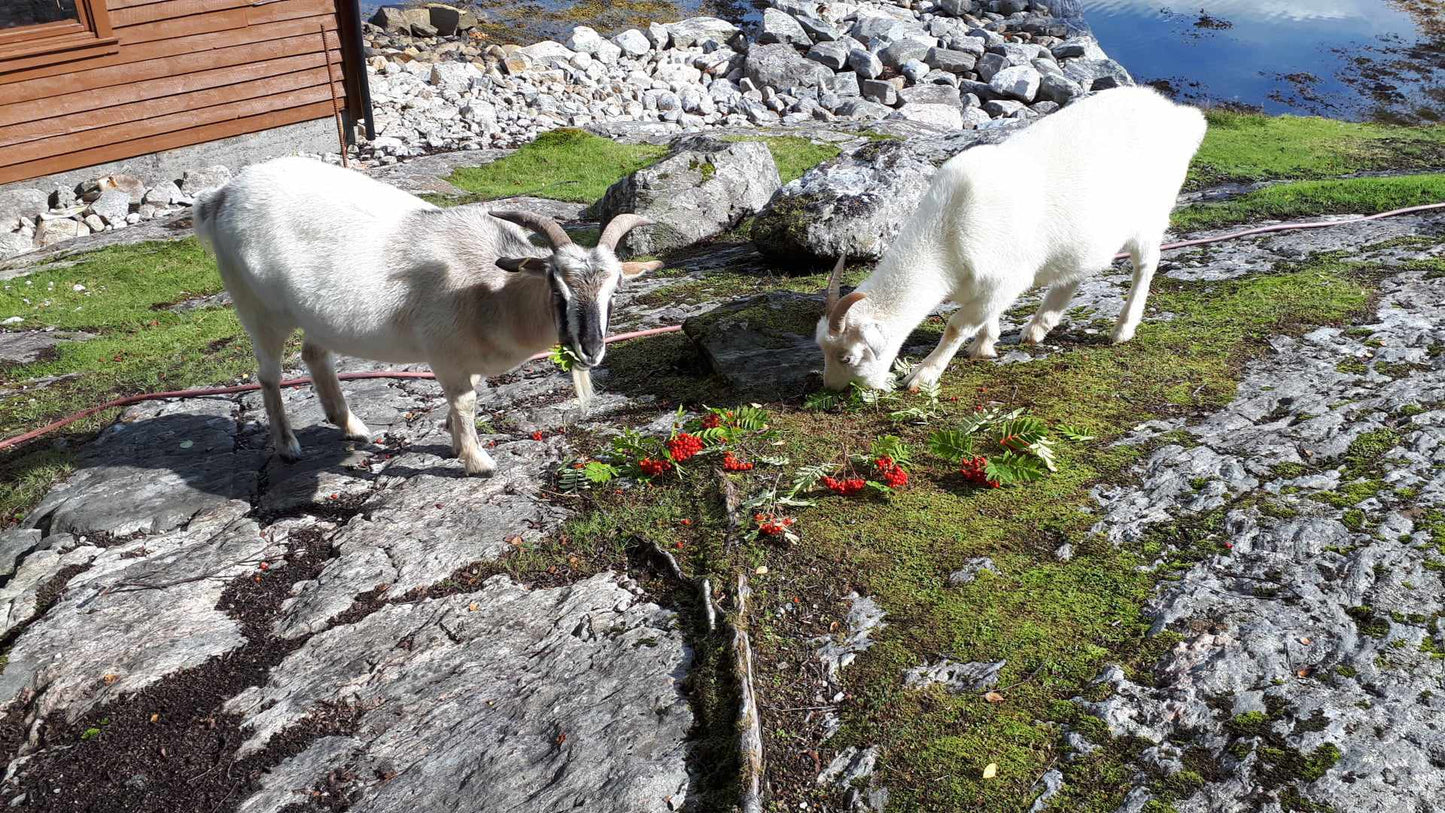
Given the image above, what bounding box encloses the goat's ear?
[620,260,663,278]
[497,256,549,275]
[861,321,887,358]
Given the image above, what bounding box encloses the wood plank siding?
[0,0,361,185]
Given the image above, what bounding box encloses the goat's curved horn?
[491,210,572,249]
[598,214,652,252]
[829,291,867,334]
[825,254,845,312]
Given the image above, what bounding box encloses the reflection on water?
[1082,0,1443,121]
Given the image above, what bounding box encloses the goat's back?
[939,87,1205,272]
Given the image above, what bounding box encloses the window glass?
[0,0,81,30]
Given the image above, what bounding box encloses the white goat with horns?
[194,156,660,476]
[816,87,1207,392]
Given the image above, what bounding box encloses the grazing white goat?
[194,156,660,475]
[816,86,1207,392]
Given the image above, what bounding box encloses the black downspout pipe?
[347,0,377,141]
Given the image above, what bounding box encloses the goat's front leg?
[904,308,980,392]
[434,368,494,476]
[966,316,1002,359]
[1113,239,1161,345]
[1022,280,1082,345]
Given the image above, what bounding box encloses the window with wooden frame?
[0,0,117,72]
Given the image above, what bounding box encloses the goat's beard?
[571,365,594,407]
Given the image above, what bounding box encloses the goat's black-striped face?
[547,244,630,368]
[493,211,661,367]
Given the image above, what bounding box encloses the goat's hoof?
[1111,328,1135,345]
[903,366,941,392]
[278,438,303,462]
[460,452,497,477]
[967,344,998,360]
[1020,324,1048,345]
[342,415,373,442]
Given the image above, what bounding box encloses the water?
[1081,0,1444,122]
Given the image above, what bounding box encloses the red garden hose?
[3,201,1444,453]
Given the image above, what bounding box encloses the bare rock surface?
[228,573,692,812]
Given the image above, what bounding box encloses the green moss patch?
[1190,111,1445,187]
[446,128,668,203]
[1172,174,1445,231]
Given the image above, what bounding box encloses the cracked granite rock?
[0,504,281,727]
[230,573,692,813]
[903,659,1005,693]
[1073,245,1445,812]
[25,398,260,537]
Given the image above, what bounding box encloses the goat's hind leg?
[1113,237,1161,345]
[434,368,494,476]
[302,340,371,442]
[249,322,302,461]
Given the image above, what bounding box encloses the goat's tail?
[191,184,227,253]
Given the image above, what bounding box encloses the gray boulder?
[1051,36,1108,60]
[667,16,737,48]
[751,139,935,263]
[937,0,974,15]
[798,15,841,42]
[891,103,963,129]
[0,187,47,226]
[180,165,231,196]
[229,574,693,813]
[899,83,963,108]
[684,292,825,396]
[846,47,883,80]
[597,136,781,257]
[88,189,131,224]
[1037,72,1084,105]
[426,4,476,36]
[612,28,650,57]
[744,43,834,91]
[990,64,1041,102]
[807,40,849,70]
[0,330,93,365]
[35,217,87,247]
[879,36,933,69]
[759,8,810,46]
[751,127,1025,263]
[834,98,892,120]
[1063,58,1134,91]
[0,231,34,259]
[860,79,898,106]
[924,47,977,74]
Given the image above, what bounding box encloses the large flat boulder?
[597,135,781,257]
[683,291,825,397]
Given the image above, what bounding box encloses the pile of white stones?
[0,167,232,260]
[359,0,1132,161]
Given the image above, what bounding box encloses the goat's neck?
[857,251,953,361]
[495,272,559,357]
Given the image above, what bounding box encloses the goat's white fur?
[195,156,657,475]
[816,87,1208,392]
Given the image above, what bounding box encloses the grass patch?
[1190,111,1445,187]
[1172,174,1445,231]
[722,135,841,184]
[0,239,270,524]
[446,128,667,203]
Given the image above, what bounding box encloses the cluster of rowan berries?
[821,475,868,496]
[722,452,755,472]
[665,432,704,462]
[701,413,722,430]
[873,456,909,489]
[754,513,795,536]
[959,455,1000,488]
[639,457,673,476]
